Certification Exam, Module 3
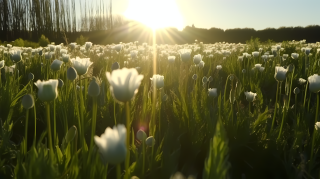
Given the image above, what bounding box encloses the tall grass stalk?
[46,102,54,160]
[271,82,279,133]
[125,101,131,179]
[310,93,319,166]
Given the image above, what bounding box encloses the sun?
[124,0,184,31]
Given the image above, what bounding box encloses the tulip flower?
[11,50,22,63]
[199,61,205,69]
[150,74,164,89]
[70,57,93,76]
[94,124,127,165]
[179,49,191,62]
[298,78,306,85]
[85,42,93,50]
[274,66,287,82]
[308,74,320,93]
[315,122,320,130]
[291,53,299,59]
[216,65,222,70]
[62,54,69,63]
[168,56,176,64]
[34,79,59,102]
[244,91,257,102]
[252,51,260,58]
[208,88,218,98]
[113,44,122,53]
[193,54,202,65]
[106,68,144,103]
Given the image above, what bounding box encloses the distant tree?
[76,35,88,45]
[38,35,50,47]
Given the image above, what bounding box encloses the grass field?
[0,39,320,178]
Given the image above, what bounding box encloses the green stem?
[53,99,56,146]
[117,164,122,179]
[79,75,86,151]
[287,67,295,109]
[74,81,82,148]
[142,139,146,177]
[24,109,29,153]
[295,94,298,124]
[33,99,37,146]
[125,102,131,179]
[310,93,319,165]
[158,89,162,140]
[270,82,279,133]
[90,97,97,149]
[46,102,54,160]
[249,102,251,115]
[277,106,286,140]
[114,101,117,125]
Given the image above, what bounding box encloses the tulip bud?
[51,59,63,71]
[136,130,147,141]
[242,69,246,73]
[229,75,234,81]
[88,77,100,97]
[192,74,197,80]
[22,94,34,109]
[11,51,22,63]
[294,87,300,94]
[202,76,208,84]
[67,67,77,81]
[28,73,34,81]
[146,136,155,147]
[208,76,213,82]
[58,79,64,88]
[111,62,120,71]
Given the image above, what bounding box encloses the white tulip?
[34,79,59,102]
[298,78,306,85]
[244,91,257,102]
[70,57,93,75]
[179,49,191,62]
[94,124,127,165]
[274,66,287,82]
[216,65,222,70]
[208,88,218,98]
[308,74,320,93]
[106,68,144,103]
[199,61,205,69]
[315,122,320,130]
[193,54,202,65]
[291,53,299,59]
[168,56,176,64]
[150,74,164,89]
[252,51,260,58]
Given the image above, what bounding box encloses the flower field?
[1,39,320,178]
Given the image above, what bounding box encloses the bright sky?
[83,0,320,30]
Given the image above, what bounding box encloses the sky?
[84,0,320,30]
